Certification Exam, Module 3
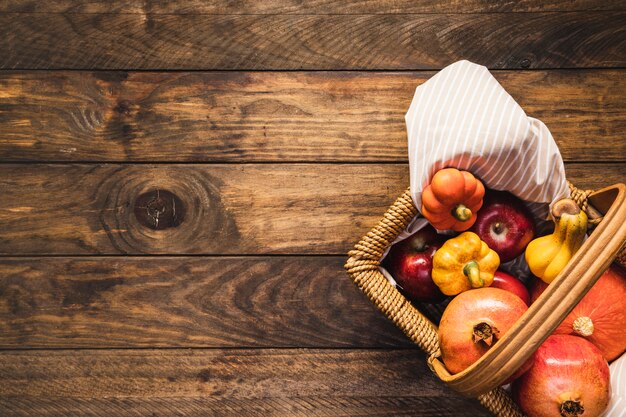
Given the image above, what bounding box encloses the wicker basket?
[345,182,626,417]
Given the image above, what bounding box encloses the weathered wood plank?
[0,164,408,255]
[3,0,625,14]
[1,71,624,162]
[0,256,411,348]
[0,164,623,255]
[1,13,625,70]
[0,349,491,417]
[0,397,490,417]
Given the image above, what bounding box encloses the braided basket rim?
[344,186,525,417]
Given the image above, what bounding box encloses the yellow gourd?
[432,232,500,296]
[525,198,587,284]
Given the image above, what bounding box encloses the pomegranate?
[438,287,528,374]
[513,335,610,417]
[530,264,626,361]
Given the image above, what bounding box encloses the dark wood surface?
[0,256,412,348]
[4,0,626,13]
[0,349,490,416]
[2,13,626,70]
[0,1,623,416]
[1,71,624,162]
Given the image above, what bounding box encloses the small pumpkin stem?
[463,260,484,288]
[452,204,472,222]
[560,400,585,417]
[473,322,500,346]
[572,316,594,337]
[552,198,581,219]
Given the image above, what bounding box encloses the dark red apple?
[383,225,446,303]
[470,190,535,263]
[529,277,548,304]
[491,270,530,305]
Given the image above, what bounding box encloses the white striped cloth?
[603,353,626,417]
[405,60,569,218]
[385,60,567,277]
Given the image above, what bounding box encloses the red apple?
[491,270,530,305]
[383,225,446,303]
[470,190,535,263]
[529,277,548,304]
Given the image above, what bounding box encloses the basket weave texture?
[344,183,626,417]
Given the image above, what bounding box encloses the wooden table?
[0,1,624,416]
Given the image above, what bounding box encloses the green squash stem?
[463,260,484,288]
[452,204,472,222]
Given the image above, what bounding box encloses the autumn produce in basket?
[344,61,626,417]
[381,167,624,417]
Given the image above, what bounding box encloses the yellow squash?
[525,198,587,284]
[432,232,500,296]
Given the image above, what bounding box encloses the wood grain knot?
[97,166,239,254]
[114,100,132,115]
[133,189,185,230]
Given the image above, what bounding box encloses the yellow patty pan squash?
[525,198,587,284]
[432,232,500,296]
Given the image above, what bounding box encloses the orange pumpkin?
[421,168,485,231]
[530,264,626,362]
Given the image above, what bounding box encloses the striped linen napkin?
[405,60,569,218]
[385,60,568,280]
